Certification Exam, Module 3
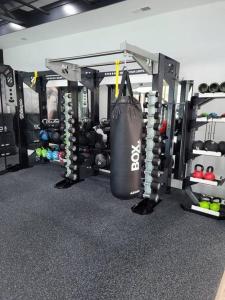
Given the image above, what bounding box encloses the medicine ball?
[208,112,218,119]
[198,83,208,94]
[79,134,88,146]
[36,148,42,157]
[204,140,218,152]
[52,151,59,161]
[82,120,93,131]
[86,131,97,146]
[209,82,219,93]
[192,140,204,150]
[218,141,225,154]
[39,130,49,141]
[219,82,225,93]
[47,150,53,160]
[51,131,61,144]
[95,153,110,168]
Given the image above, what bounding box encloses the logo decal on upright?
[19,98,24,119]
[131,140,141,171]
[42,119,59,126]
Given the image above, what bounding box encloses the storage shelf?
[190,177,224,186]
[193,150,222,157]
[198,92,225,98]
[197,117,225,123]
[191,205,220,217]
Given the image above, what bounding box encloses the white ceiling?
[0,0,223,49]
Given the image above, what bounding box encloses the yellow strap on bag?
[115,60,120,98]
[31,70,38,87]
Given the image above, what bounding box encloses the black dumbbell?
[68,109,75,116]
[68,118,75,125]
[152,144,161,155]
[69,145,77,152]
[151,182,161,193]
[68,174,77,181]
[153,134,162,143]
[152,156,161,167]
[143,112,148,119]
[68,127,76,134]
[69,154,78,162]
[143,102,148,108]
[155,101,161,109]
[151,169,161,178]
[154,112,160,120]
[69,164,78,171]
[69,136,76,143]
[153,122,160,131]
[150,193,160,202]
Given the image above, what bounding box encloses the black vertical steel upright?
[152,54,180,193]
[68,80,81,182]
[15,71,29,169]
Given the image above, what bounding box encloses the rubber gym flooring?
[0,164,224,300]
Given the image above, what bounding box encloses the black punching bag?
[110,70,142,199]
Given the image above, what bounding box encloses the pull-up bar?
[48,50,124,63]
[46,42,159,81]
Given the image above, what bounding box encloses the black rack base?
[55,178,84,189]
[131,198,161,215]
[0,164,28,176]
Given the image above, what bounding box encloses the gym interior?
[0,1,225,299]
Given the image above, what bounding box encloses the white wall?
[3,1,225,90]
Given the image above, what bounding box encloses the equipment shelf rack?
[181,93,225,219]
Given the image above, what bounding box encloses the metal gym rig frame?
[0,65,29,174]
[180,93,225,219]
[46,42,180,214]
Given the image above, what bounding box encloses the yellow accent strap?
[31,70,38,87]
[115,60,120,98]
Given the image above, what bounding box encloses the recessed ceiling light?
[9,23,25,30]
[63,4,78,15]
[133,6,151,14]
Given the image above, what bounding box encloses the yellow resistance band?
[31,70,38,87]
[115,60,120,98]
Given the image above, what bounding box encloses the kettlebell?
[192,164,204,179]
[204,166,215,181]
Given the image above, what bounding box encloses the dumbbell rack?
[132,92,163,214]
[55,92,81,189]
[182,94,225,219]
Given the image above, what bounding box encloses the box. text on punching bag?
[131,140,141,171]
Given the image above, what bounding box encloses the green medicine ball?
[41,148,48,158]
[201,113,209,117]
[36,148,42,157]
[199,201,210,209]
[210,202,221,212]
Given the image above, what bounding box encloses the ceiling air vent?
[133,6,151,14]
[140,6,151,11]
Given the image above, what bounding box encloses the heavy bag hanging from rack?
[110,70,142,199]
